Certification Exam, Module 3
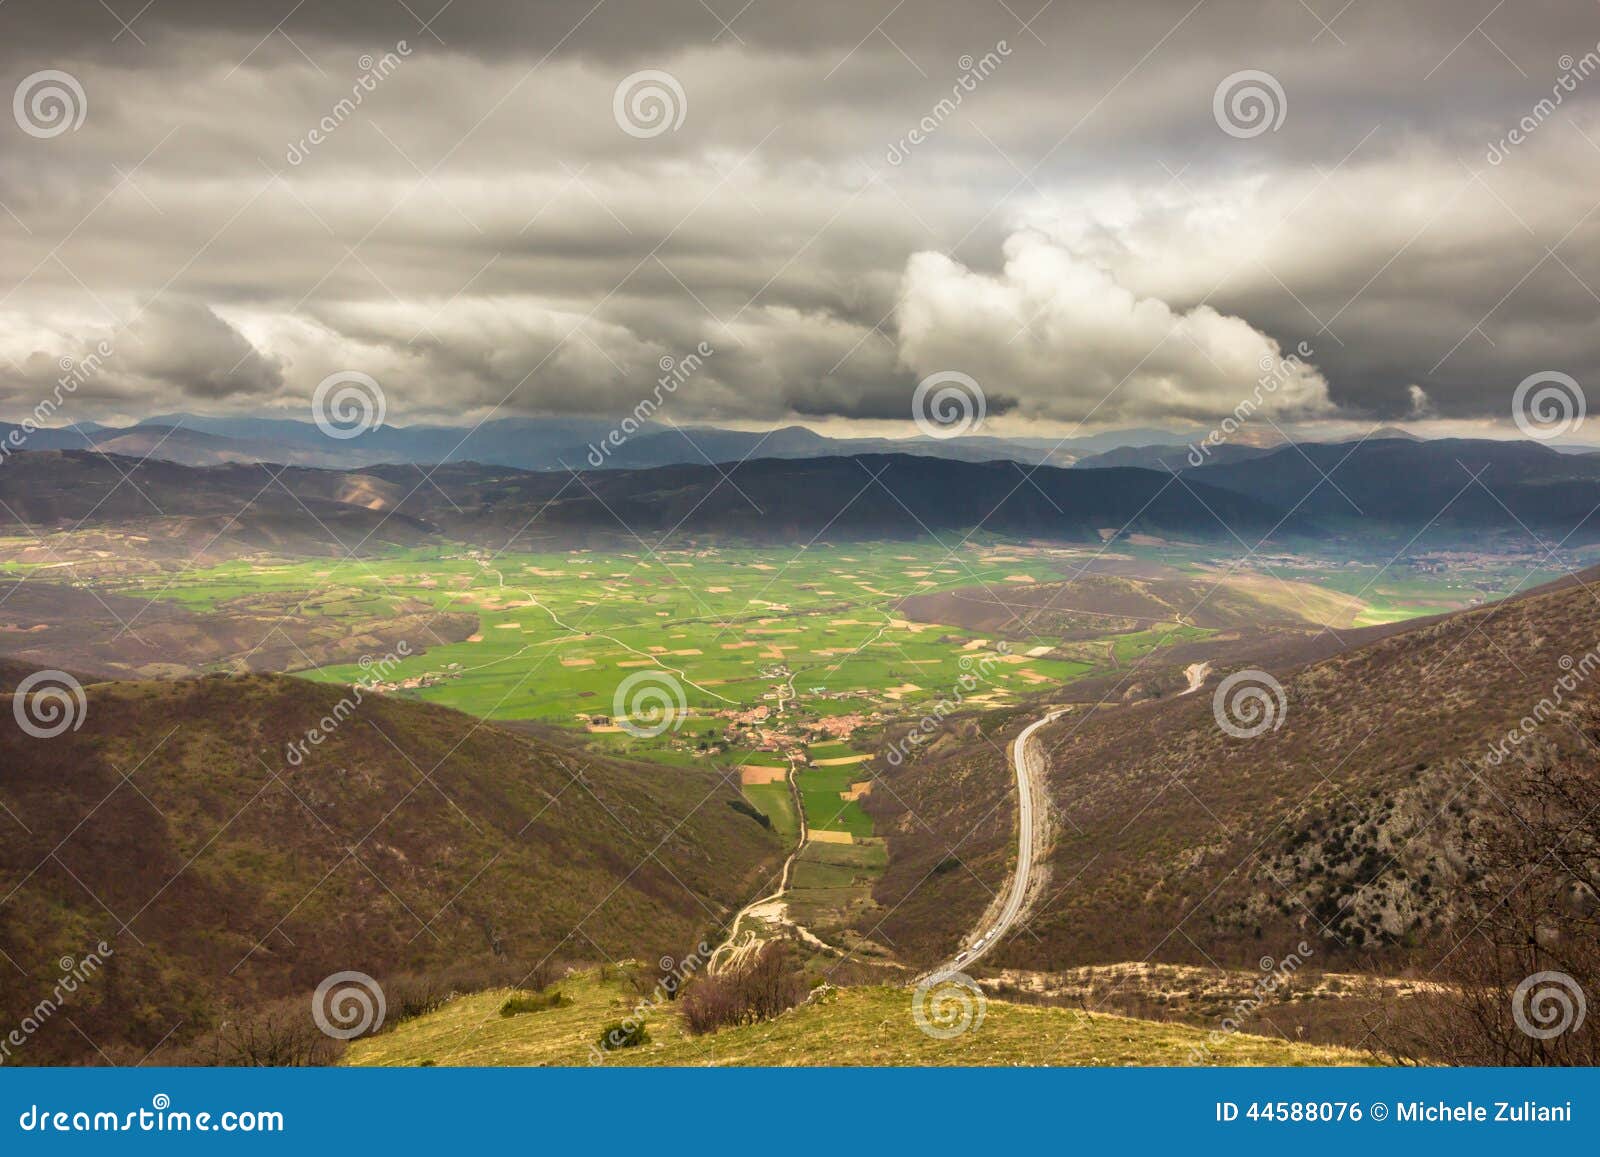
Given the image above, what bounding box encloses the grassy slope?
[0,674,781,1064]
[0,657,100,692]
[346,969,1367,1067]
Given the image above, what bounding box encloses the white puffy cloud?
[894,231,1333,425]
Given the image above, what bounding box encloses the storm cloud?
[1,0,1597,434]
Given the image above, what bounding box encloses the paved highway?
[933,707,1067,976]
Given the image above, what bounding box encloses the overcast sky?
[2,0,1598,436]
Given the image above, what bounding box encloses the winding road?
[928,706,1068,978]
[706,758,812,975]
[712,704,1069,980]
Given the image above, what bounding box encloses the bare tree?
[1371,707,1598,1065]
[181,1002,344,1067]
[680,941,807,1035]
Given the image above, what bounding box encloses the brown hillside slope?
[0,451,429,560]
[869,567,1600,972]
[0,657,100,693]
[0,580,476,679]
[895,569,1364,639]
[0,675,780,1064]
[1018,564,1600,969]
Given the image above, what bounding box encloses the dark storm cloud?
[2,0,1598,430]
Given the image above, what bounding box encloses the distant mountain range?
[1070,426,1423,471]
[1068,434,1600,535]
[11,413,1598,484]
[0,449,1293,553]
[7,433,1600,554]
[1184,436,1600,527]
[0,414,1092,472]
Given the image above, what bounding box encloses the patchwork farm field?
[104,541,1099,737]
[70,536,1534,763]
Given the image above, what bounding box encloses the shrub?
[679,941,806,1035]
[499,990,570,1017]
[386,974,453,1024]
[175,998,343,1067]
[595,1020,649,1051]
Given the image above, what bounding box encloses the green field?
[805,740,863,760]
[1109,623,1214,661]
[94,539,1538,771]
[79,534,1547,962]
[741,781,800,840]
[796,765,873,837]
[109,544,1093,726]
[791,838,887,889]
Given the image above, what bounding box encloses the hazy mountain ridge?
[10,436,1600,557]
[0,449,1295,551]
[4,415,1085,472]
[1185,437,1600,526]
